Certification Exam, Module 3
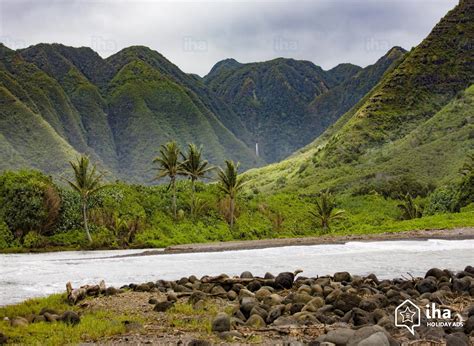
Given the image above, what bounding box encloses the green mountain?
[0,44,262,183]
[204,52,403,163]
[246,0,473,194]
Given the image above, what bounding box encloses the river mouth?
[1,238,473,306]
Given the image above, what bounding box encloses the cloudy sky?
[0,0,457,76]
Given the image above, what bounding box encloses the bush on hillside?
[0,221,14,249]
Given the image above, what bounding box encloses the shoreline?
[121,227,474,257]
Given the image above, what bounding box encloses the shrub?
[0,170,60,238]
[425,185,461,215]
[0,221,14,249]
[354,174,435,199]
[23,231,48,248]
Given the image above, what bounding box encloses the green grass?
[0,294,138,345]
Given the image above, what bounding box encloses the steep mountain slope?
[304,47,406,136]
[204,53,401,163]
[246,0,473,194]
[204,58,342,162]
[0,44,262,183]
[105,47,261,182]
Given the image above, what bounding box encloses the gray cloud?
[0,0,457,76]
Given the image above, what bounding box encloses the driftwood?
[66,280,107,304]
[201,276,275,285]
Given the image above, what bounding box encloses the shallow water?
[1,239,473,305]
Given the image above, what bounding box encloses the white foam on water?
[1,239,473,305]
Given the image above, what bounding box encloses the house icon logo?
[395,299,421,335]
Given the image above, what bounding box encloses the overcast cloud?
[0,0,457,76]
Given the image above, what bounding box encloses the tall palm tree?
[181,143,214,216]
[217,160,246,228]
[154,141,184,219]
[67,155,104,243]
[309,190,345,232]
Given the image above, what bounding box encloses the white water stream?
[1,239,473,305]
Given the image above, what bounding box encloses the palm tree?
[398,193,423,220]
[67,155,104,243]
[154,141,184,219]
[217,160,246,228]
[309,190,345,232]
[181,143,214,216]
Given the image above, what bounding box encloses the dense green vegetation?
[0,149,472,251]
[203,51,402,162]
[0,294,138,345]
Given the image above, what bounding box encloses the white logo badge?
[395,299,421,335]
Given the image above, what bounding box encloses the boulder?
[188,339,211,346]
[167,291,178,302]
[290,303,305,315]
[464,316,474,334]
[0,332,7,345]
[347,325,389,346]
[333,272,351,282]
[255,288,272,301]
[445,333,469,346]
[264,272,275,279]
[425,268,449,280]
[357,331,390,346]
[61,311,80,325]
[266,305,285,324]
[227,290,238,301]
[10,317,28,327]
[263,293,283,306]
[250,305,268,320]
[334,292,362,313]
[325,289,341,304]
[39,307,58,316]
[43,312,59,322]
[416,277,438,294]
[293,311,318,324]
[105,287,119,296]
[238,288,255,299]
[275,272,295,289]
[322,328,355,345]
[365,273,380,285]
[211,313,231,332]
[211,285,226,295]
[359,298,380,312]
[245,314,266,328]
[352,307,373,326]
[247,280,262,292]
[154,301,174,312]
[465,266,474,275]
[188,291,207,305]
[240,271,254,279]
[240,297,258,318]
[453,277,471,292]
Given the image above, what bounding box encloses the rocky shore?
[4,266,474,345]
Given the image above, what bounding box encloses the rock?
[464,315,474,334]
[264,272,275,279]
[275,272,295,289]
[211,313,231,332]
[425,268,449,280]
[465,266,474,275]
[359,298,380,312]
[240,297,258,318]
[231,308,246,321]
[123,320,142,332]
[238,288,255,299]
[311,284,324,296]
[347,325,388,346]
[240,271,253,279]
[293,311,317,324]
[61,311,80,325]
[365,273,380,285]
[105,287,119,296]
[333,272,351,282]
[227,290,238,301]
[39,307,58,316]
[43,312,59,322]
[0,332,7,345]
[33,315,46,323]
[323,328,355,345]
[357,331,390,346]
[135,283,152,292]
[246,314,266,328]
[217,330,244,340]
[266,305,285,324]
[10,317,28,327]
[290,293,313,305]
[154,301,174,312]
[352,307,373,326]
[334,292,362,313]
[445,333,469,346]
[188,291,207,305]
[416,277,438,294]
[325,289,341,304]
[247,280,262,292]
[149,298,159,305]
[467,305,474,317]
[453,277,471,292]
[263,293,282,306]
[250,305,268,320]
[167,291,178,302]
[255,288,271,301]
[211,285,226,295]
[272,316,298,327]
[290,303,305,314]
